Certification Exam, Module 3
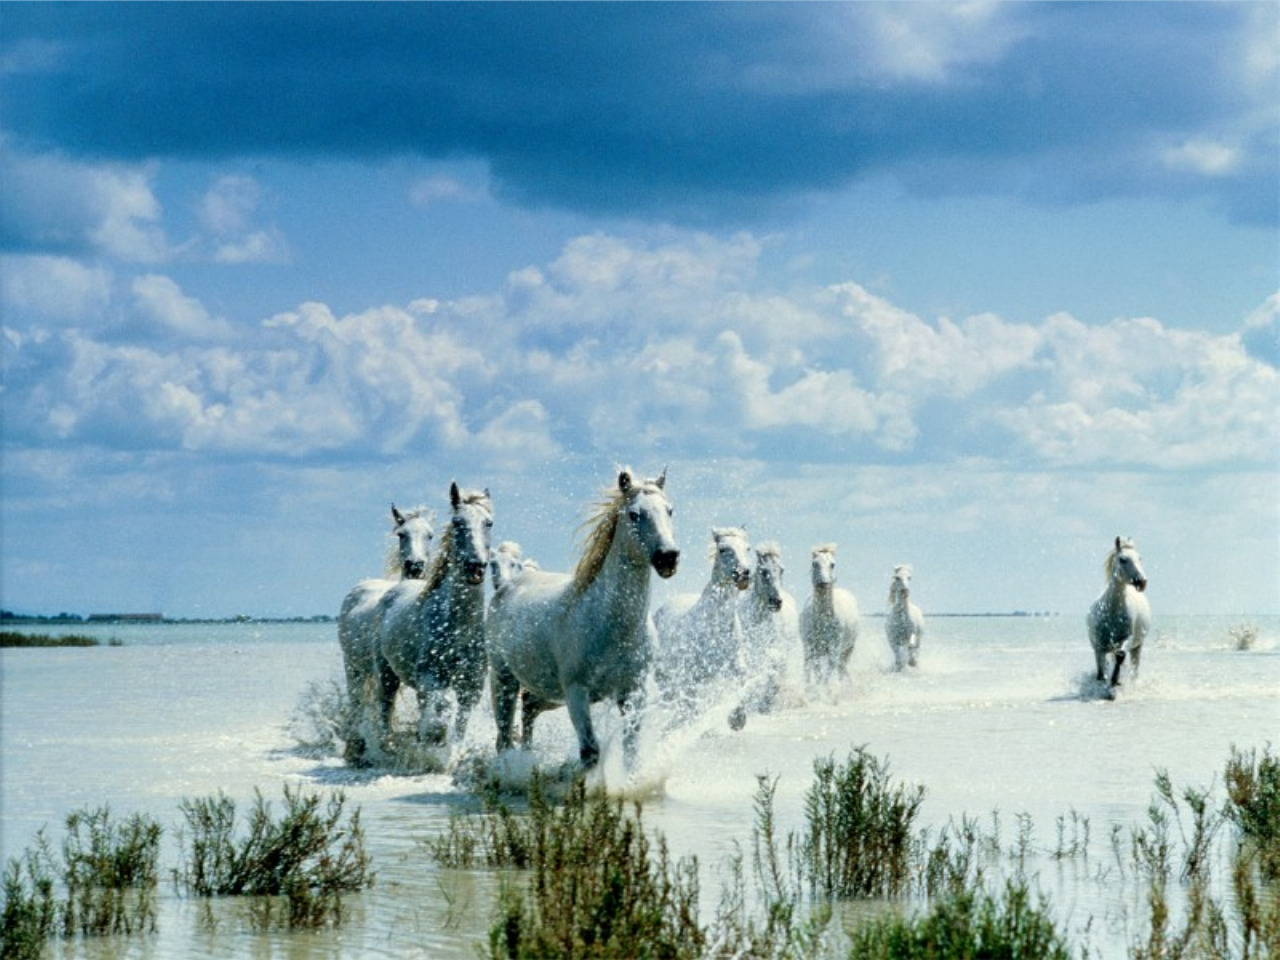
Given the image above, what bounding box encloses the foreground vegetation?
[1,787,371,960]
[4,746,1277,958]
[431,744,1280,958]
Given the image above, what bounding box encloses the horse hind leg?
[566,685,600,768]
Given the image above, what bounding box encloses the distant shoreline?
[0,613,337,626]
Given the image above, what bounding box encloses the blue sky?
[2,2,1277,618]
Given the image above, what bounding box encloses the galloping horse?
[357,483,493,755]
[654,526,752,721]
[800,544,860,685]
[885,564,925,671]
[337,505,434,762]
[487,468,679,769]
[1087,536,1150,691]
[732,541,801,727]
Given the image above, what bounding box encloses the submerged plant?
[0,807,161,958]
[175,785,372,929]
[1,834,58,960]
[1225,744,1280,882]
[480,778,704,958]
[847,877,1073,960]
[800,747,925,900]
[59,806,162,937]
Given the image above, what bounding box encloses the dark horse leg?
[519,689,550,750]
[1109,647,1127,688]
[491,661,520,752]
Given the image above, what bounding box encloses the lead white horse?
[359,483,493,757]
[1087,536,1150,692]
[487,468,679,769]
[654,526,752,723]
[337,505,434,763]
[885,564,925,671]
[732,541,801,728]
[800,544,860,685]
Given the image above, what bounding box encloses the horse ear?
[618,470,633,493]
[392,504,405,525]
[1115,536,1122,552]
[656,465,667,489]
[450,481,461,509]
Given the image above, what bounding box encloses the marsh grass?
[800,747,925,900]
[476,778,705,958]
[846,876,1074,960]
[175,785,372,929]
[0,631,104,647]
[1225,744,1280,882]
[0,807,160,960]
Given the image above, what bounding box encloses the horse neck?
[811,581,836,617]
[578,521,653,628]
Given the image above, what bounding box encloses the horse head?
[1109,536,1148,593]
[810,544,838,589]
[889,564,912,604]
[447,481,494,586]
[754,542,786,611]
[711,526,752,591]
[618,467,679,579]
[489,540,527,591]
[390,503,434,579]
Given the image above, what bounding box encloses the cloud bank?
[5,234,1275,473]
[3,4,1275,227]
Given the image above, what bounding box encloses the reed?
[175,785,372,929]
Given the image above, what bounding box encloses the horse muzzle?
[652,549,679,579]
[404,560,427,579]
[767,597,783,612]
[1133,578,1148,593]
[734,570,751,591]
[464,562,487,586]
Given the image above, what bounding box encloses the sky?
[1,2,1277,619]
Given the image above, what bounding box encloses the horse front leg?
[1109,647,1127,689]
[618,690,646,770]
[566,684,600,768]
[490,661,520,752]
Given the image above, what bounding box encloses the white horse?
[800,544,860,685]
[488,540,535,594]
[885,564,925,671]
[364,483,493,752]
[654,526,752,722]
[732,541,801,728]
[337,505,434,763]
[1087,536,1150,691]
[487,468,679,769]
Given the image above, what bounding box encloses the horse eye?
[628,510,640,522]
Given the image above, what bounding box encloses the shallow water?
[2,614,1277,957]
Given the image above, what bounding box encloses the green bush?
[801,748,925,900]
[176,785,372,928]
[1225,744,1280,881]
[847,877,1072,960]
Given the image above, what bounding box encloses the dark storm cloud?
[2,2,1275,224]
